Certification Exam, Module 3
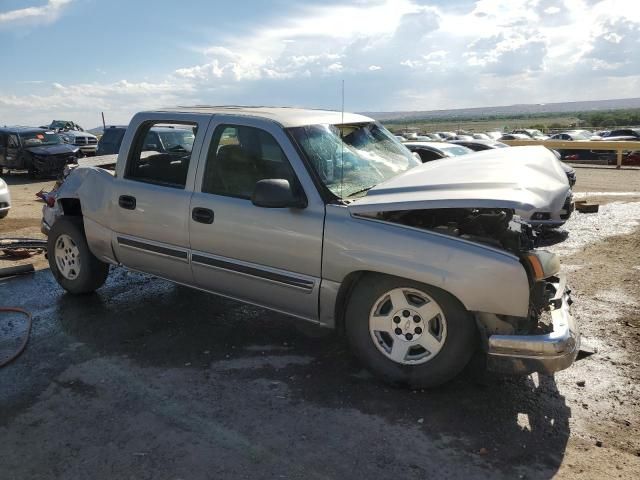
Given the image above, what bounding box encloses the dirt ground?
[0,166,639,479]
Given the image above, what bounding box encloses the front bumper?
[77,145,97,154]
[487,274,580,375]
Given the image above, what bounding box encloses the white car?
[0,177,11,218]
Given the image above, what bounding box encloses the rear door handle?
[118,195,136,210]
[192,207,214,224]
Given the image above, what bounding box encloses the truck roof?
[152,106,373,128]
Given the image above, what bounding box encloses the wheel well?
[334,271,367,334]
[58,198,82,216]
[334,271,470,334]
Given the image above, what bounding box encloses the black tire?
[47,216,109,294]
[345,273,477,388]
[0,210,7,219]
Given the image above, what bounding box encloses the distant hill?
[364,97,640,122]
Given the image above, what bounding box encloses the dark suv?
[0,127,80,177]
[97,125,195,156]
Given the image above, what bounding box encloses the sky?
[0,0,639,128]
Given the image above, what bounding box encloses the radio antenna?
[340,79,345,200]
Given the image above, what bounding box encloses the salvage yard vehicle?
[403,141,474,161]
[41,107,579,388]
[0,176,10,219]
[0,127,80,177]
[49,120,99,156]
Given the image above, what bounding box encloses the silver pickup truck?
[41,107,579,387]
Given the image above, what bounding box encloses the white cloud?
[2,0,640,126]
[0,79,199,127]
[0,0,73,27]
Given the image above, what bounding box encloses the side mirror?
[251,179,306,209]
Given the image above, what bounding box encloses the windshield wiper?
[347,185,376,198]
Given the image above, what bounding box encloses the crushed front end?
[485,268,579,375]
[361,207,580,376]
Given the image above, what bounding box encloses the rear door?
[110,113,209,285]
[188,116,325,320]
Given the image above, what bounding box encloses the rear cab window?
[124,122,198,189]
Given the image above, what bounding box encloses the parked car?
[403,141,474,162]
[434,131,456,140]
[549,131,592,141]
[0,176,10,219]
[0,126,80,177]
[49,120,99,156]
[548,131,607,162]
[97,125,196,156]
[499,133,533,141]
[602,128,640,141]
[472,133,491,140]
[625,151,640,166]
[485,131,503,140]
[450,139,509,151]
[42,107,579,388]
[408,134,441,142]
[512,129,549,140]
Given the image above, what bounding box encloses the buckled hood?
[348,146,570,214]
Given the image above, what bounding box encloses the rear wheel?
[0,210,7,219]
[345,274,477,388]
[48,216,109,294]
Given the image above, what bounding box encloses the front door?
[189,117,325,321]
[110,115,207,285]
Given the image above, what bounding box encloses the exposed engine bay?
[360,208,537,255]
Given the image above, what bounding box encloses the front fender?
[322,205,530,320]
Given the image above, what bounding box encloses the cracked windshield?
[289,122,419,199]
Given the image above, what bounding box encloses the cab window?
[202,124,297,199]
[125,122,197,189]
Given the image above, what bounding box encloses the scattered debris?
[595,440,603,448]
[576,202,600,214]
[0,238,48,260]
[0,307,32,368]
[577,341,598,359]
[0,264,35,279]
[576,380,586,387]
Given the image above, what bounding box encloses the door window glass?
[202,125,297,199]
[125,122,197,188]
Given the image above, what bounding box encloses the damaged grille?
[73,137,97,146]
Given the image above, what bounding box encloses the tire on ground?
[47,216,109,294]
[345,273,477,388]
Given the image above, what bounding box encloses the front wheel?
[345,274,477,388]
[48,216,109,294]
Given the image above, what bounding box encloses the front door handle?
[192,207,214,224]
[119,195,136,210]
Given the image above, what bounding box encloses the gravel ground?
[0,166,639,479]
